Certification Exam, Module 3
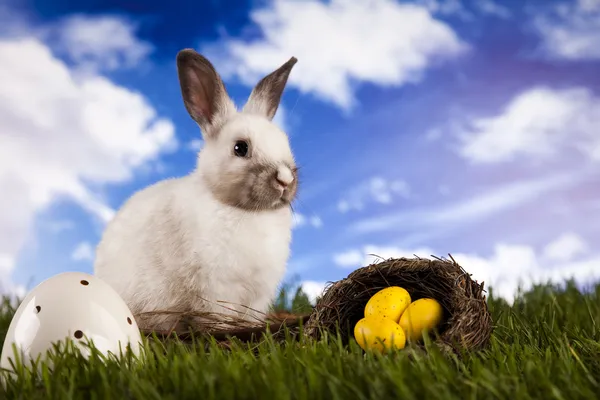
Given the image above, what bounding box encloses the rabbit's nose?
[275,167,294,188]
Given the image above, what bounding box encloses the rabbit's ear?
[243,57,297,121]
[176,49,236,138]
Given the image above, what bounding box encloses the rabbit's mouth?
[272,191,293,208]
[263,185,296,210]
[279,187,296,205]
[243,188,296,211]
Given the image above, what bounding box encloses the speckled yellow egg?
[398,298,443,341]
[354,316,406,353]
[364,286,411,322]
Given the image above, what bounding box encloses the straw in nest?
[304,255,493,354]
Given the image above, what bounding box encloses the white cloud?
[333,234,600,302]
[531,0,600,61]
[292,212,323,229]
[187,138,204,152]
[292,212,306,228]
[338,176,410,213]
[424,127,443,142]
[203,0,468,110]
[337,202,350,213]
[45,14,153,72]
[451,239,600,303]
[417,0,471,19]
[272,103,289,133]
[0,20,176,294]
[349,170,583,235]
[438,184,451,196]
[418,0,510,20]
[45,220,75,233]
[455,86,600,164]
[474,0,511,19]
[333,245,434,269]
[333,249,364,268]
[0,3,35,38]
[542,232,589,262]
[0,254,26,299]
[309,216,323,228]
[299,280,327,304]
[71,242,94,262]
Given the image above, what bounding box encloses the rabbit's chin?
[271,196,293,210]
[239,193,294,212]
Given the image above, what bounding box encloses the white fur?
[93,112,295,328]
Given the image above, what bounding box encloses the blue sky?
[1,0,599,303]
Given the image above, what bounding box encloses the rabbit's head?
[176,49,298,212]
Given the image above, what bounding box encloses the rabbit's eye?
[233,140,249,157]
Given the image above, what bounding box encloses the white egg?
[0,271,142,372]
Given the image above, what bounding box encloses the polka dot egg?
[0,272,142,372]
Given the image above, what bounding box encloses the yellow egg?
[364,286,411,322]
[354,316,406,353]
[398,298,443,342]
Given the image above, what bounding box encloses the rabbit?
[93,48,299,331]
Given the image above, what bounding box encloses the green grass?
[0,281,599,399]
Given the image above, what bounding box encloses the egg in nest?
[364,286,411,322]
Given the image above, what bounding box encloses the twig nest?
[304,256,493,354]
[136,310,309,345]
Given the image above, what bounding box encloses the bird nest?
[304,255,493,354]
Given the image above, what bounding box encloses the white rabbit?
[93,49,299,331]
